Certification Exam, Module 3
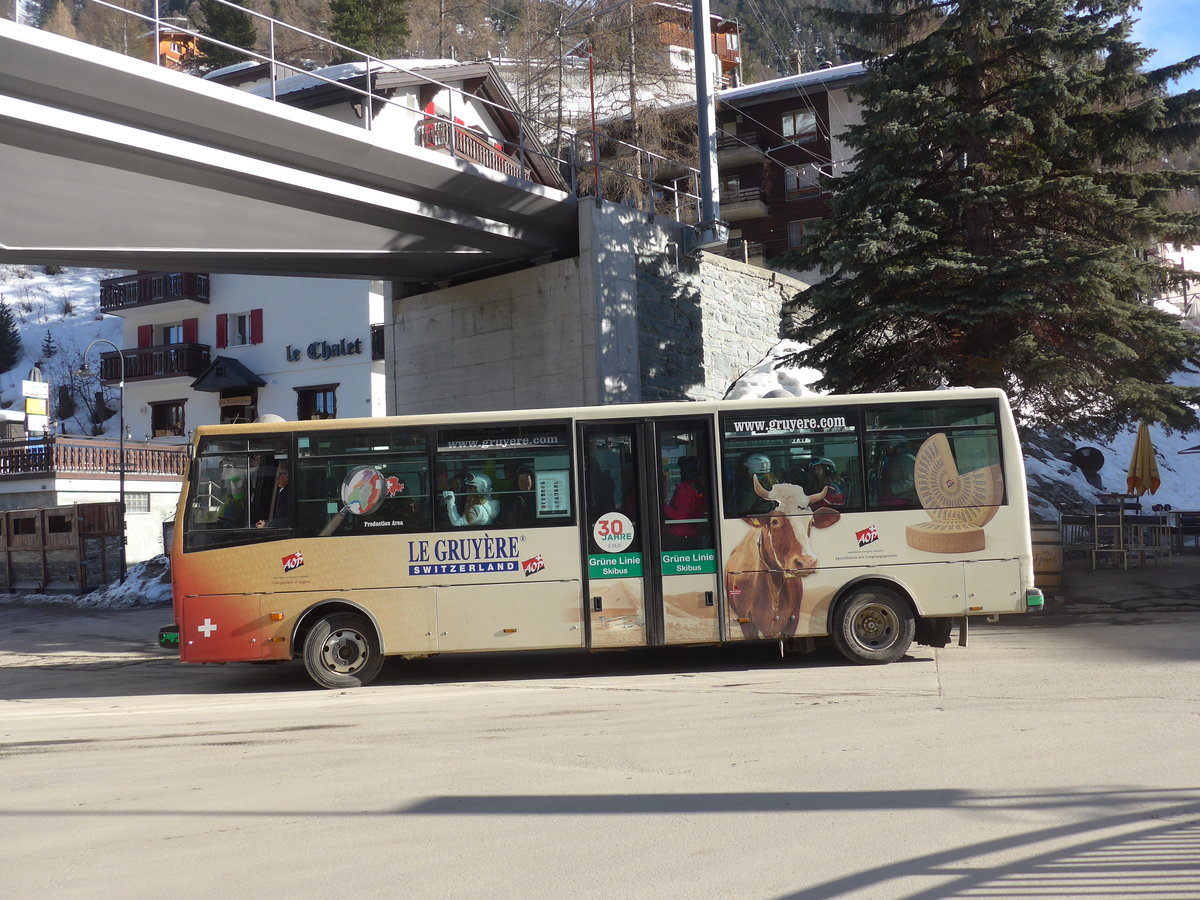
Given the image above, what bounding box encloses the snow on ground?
[0,554,172,608]
[0,264,121,426]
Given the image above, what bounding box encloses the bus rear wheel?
[832,586,914,664]
[303,613,384,689]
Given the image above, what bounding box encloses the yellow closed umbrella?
[1126,422,1161,496]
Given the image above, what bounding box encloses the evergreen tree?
[780,0,1200,439]
[42,0,77,39]
[40,330,58,359]
[198,0,258,70]
[0,302,22,376]
[328,0,409,62]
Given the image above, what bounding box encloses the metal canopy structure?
[0,21,579,284]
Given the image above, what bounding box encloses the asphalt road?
[1,604,1198,899]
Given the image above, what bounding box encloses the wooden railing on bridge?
[0,436,188,480]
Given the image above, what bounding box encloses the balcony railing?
[100,343,211,382]
[99,272,210,312]
[0,437,188,480]
[417,120,526,180]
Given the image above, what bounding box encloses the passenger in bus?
[663,456,709,549]
[734,453,777,516]
[499,467,537,528]
[256,467,291,528]
[882,441,919,506]
[442,471,501,527]
[806,459,847,510]
[216,475,249,528]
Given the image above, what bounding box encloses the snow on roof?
[203,60,262,80]
[247,58,462,100]
[721,61,867,103]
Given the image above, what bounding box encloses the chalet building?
[149,22,203,70]
[97,271,387,439]
[712,62,865,267]
[208,58,565,188]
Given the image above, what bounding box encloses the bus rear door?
[580,418,722,648]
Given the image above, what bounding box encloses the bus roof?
[190,388,1011,441]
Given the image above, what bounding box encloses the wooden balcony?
[716,132,762,168]
[100,343,211,383]
[0,436,188,481]
[719,186,768,222]
[99,272,210,312]
[417,120,526,180]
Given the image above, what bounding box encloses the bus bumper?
[158,623,180,650]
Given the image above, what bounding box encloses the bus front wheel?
[302,613,384,689]
[831,587,915,665]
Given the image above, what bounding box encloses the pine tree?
[328,0,409,62]
[0,302,22,375]
[197,0,258,70]
[41,330,58,359]
[780,0,1200,439]
[42,0,77,39]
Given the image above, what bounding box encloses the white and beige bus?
[160,389,1043,688]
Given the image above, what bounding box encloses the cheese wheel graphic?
[906,433,1003,553]
[913,433,1003,527]
[906,520,986,553]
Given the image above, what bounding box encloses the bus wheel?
[832,587,914,664]
[303,613,384,689]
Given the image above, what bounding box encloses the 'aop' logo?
[282,550,304,572]
[522,554,545,577]
[855,526,879,547]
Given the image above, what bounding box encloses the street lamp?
[76,339,126,584]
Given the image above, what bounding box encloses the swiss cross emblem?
[522,555,545,577]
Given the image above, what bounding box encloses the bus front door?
[580,419,721,648]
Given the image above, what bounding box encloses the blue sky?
[1131,1,1200,93]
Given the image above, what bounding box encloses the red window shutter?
[182,318,198,343]
[250,308,263,345]
[215,314,227,349]
[137,324,152,348]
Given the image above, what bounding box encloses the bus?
[159,388,1044,688]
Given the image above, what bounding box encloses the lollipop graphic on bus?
[317,466,391,536]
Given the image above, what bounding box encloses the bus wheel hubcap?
[322,629,367,674]
[853,605,896,648]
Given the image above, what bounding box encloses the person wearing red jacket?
[663,456,709,549]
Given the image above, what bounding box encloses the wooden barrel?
[1031,524,1063,592]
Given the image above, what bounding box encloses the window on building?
[787,218,821,248]
[216,309,263,349]
[126,492,151,514]
[785,164,822,198]
[139,319,197,348]
[219,389,258,425]
[296,385,337,420]
[781,109,818,143]
[150,400,186,437]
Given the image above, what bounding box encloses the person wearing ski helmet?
[442,471,501,527]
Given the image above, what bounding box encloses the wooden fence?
[0,502,124,593]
